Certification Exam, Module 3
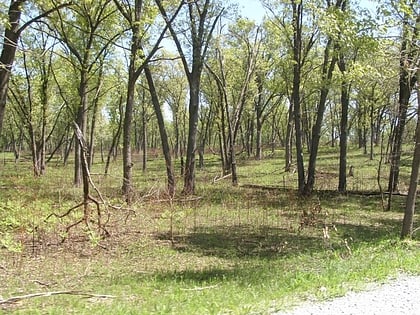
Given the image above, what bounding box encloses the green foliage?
[0,201,22,229]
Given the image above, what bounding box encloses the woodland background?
[0,0,419,238]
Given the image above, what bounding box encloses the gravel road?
[273,274,420,315]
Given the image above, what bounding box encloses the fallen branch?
[150,196,203,203]
[0,291,116,305]
[212,173,231,183]
[180,285,219,291]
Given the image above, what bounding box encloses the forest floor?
[1,147,419,314]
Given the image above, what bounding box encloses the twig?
[151,196,203,203]
[31,279,52,287]
[45,202,84,221]
[0,291,116,305]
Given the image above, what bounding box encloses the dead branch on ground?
[0,291,115,305]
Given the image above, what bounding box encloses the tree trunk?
[142,109,147,173]
[338,52,349,193]
[291,1,305,193]
[401,72,420,239]
[285,102,293,171]
[388,20,417,193]
[304,37,337,195]
[369,105,375,160]
[155,0,221,195]
[0,0,25,135]
[88,61,104,168]
[122,78,135,200]
[255,72,264,160]
[74,69,89,186]
[105,96,123,175]
[183,77,200,194]
[144,65,176,197]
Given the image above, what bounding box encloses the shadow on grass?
[156,215,401,261]
[161,225,321,259]
[148,220,404,289]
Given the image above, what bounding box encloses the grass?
[0,146,419,314]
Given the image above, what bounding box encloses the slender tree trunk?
[155,0,220,195]
[388,21,417,193]
[122,78,135,200]
[291,1,305,192]
[74,69,89,186]
[256,117,263,160]
[255,73,264,160]
[271,115,276,153]
[370,105,375,160]
[29,123,41,176]
[63,133,73,166]
[39,91,47,175]
[216,123,227,173]
[401,72,420,239]
[39,51,51,175]
[144,65,176,197]
[88,63,104,168]
[174,115,180,159]
[285,102,293,171]
[105,96,123,174]
[304,38,337,195]
[338,52,349,193]
[183,72,200,194]
[0,0,25,135]
[142,109,147,172]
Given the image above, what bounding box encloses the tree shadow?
[158,225,322,259]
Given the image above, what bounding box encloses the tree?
[8,24,58,176]
[114,0,181,202]
[160,59,188,165]
[387,0,419,193]
[0,0,70,136]
[206,18,262,185]
[290,0,306,192]
[144,64,176,197]
[303,0,346,195]
[254,51,284,160]
[48,0,119,186]
[156,0,223,194]
[264,0,319,191]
